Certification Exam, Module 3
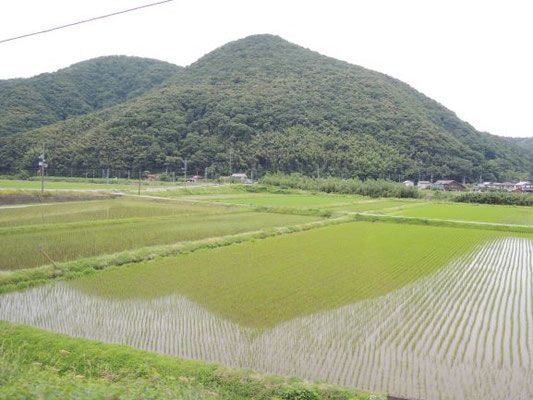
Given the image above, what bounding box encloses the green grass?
[388,202,533,225]
[0,322,371,400]
[0,198,318,270]
[73,221,505,328]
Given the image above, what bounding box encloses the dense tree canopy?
[0,56,180,137]
[1,35,531,181]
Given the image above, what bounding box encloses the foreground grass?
[73,221,508,328]
[0,322,372,400]
[388,201,533,225]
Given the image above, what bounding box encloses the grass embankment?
[0,322,372,400]
[73,221,504,328]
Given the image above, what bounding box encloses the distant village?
[402,179,533,192]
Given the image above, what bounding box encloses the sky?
[0,0,531,137]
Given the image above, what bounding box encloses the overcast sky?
[0,0,531,137]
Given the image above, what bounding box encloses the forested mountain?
[0,56,180,137]
[508,137,533,152]
[1,35,531,181]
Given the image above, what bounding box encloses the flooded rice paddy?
[1,237,532,399]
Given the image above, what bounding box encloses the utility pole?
[229,148,233,176]
[183,158,188,186]
[138,168,142,195]
[38,144,47,194]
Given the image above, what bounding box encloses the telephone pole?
[182,158,188,186]
[138,168,142,195]
[229,148,233,176]
[38,144,47,194]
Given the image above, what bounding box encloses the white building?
[403,180,414,187]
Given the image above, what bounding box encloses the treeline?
[261,173,420,198]
[454,192,533,206]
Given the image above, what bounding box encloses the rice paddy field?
[0,197,318,270]
[2,189,533,399]
[388,201,533,226]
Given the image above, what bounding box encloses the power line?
[0,0,174,45]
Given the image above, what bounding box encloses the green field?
[204,194,366,208]
[3,190,533,399]
[389,202,533,225]
[73,221,501,328]
[0,178,138,190]
[0,198,318,270]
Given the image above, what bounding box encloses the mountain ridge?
[0,34,531,181]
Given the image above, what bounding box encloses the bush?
[455,191,533,206]
[14,170,31,180]
[261,173,420,199]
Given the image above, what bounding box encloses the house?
[515,181,533,192]
[402,180,414,187]
[431,180,465,191]
[417,180,432,189]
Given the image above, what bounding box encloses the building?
[432,180,465,191]
[402,180,414,187]
[417,180,432,189]
[515,181,533,192]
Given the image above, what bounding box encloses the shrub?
[455,191,533,206]
[261,173,420,199]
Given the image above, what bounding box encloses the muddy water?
[1,238,532,399]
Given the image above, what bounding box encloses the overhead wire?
[0,0,174,44]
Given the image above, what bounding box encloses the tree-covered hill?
[1,35,531,181]
[507,137,533,152]
[0,56,181,137]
